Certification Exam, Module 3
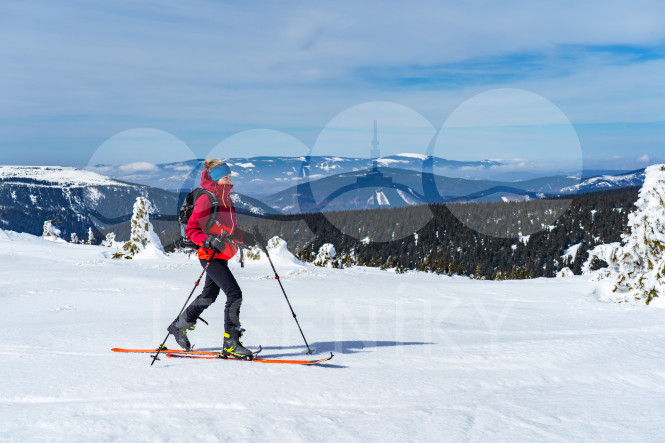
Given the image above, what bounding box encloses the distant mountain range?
[86,155,504,197]
[0,160,646,241]
[260,166,645,214]
[87,155,643,204]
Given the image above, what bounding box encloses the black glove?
[203,235,226,253]
[240,231,257,245]
[229,229,256,245]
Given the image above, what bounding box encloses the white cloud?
[118,162,159,173]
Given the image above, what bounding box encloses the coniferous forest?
[18,184,636,280]
[239,187,639,279]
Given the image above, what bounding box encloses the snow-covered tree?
[314,243,336,267]
[42,219,61,240]
[243,236,280,261]
[244,244,263,261]
[86,227,95,245]
[584,164,665,304]
[101,232,117,248]
[557,267,574,278]
[267,236,283,250]
[114,197,164,259]
[340,249,357,268]
[70,233,79,244]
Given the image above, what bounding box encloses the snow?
[395,153,428,160]
[556,267,574,277]
[560,170,645,193]
[563,242,582,262]
[395,188,419,205]
[84,187,104,205]
[231,162,256,168]
[266,236,304,267]
[0,166,127,187]
[585,164,665,305]
[376,190,390,206]
[115,197,165,259]
[318,163,339,172]
[313,243,336,267]
[501,194,530,202]
[375,158,404,166]
[42,220,65,241]
[2,232,665,441]
[132,243,167,260]
[582,242,620,275]
[230,193,266,216]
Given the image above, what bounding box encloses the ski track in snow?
[1,233,665,441]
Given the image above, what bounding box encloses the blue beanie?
[209,163,232,181]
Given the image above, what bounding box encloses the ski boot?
[167,316,196,351]
[222,326,254,360]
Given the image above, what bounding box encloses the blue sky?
[1,0,665,172]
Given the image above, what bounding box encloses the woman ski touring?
[168,159,257,360]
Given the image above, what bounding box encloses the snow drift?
[2,230,665,441]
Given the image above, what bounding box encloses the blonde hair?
[204,159,226,171]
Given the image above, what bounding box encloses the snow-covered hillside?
[0,166,277,239]
[0,166,128,187]
[560,169,645,193]
[1,231,665,441]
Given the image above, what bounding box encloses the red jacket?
[185,170,248,260]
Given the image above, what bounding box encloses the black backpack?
[178,188,219,249]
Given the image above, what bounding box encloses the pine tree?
[114,197,163,259]
[101,232,116,248]
[42,219,61,240]
[585,164,665,304]
[313,243,336,267]
[86,227,95,245]
[70,233,79,244]
[611,164,665,304]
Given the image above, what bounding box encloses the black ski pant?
[183,258,243,331]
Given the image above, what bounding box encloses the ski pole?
[151,255,214,365]
[253,226,314,355]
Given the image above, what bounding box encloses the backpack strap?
[198,189,219,235]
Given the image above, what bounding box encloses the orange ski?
[111,347,219,356]
[165,352,334,365]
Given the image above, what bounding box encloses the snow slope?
[559,169,645,193]
[0,165,129,187]
[1,232,665,441]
